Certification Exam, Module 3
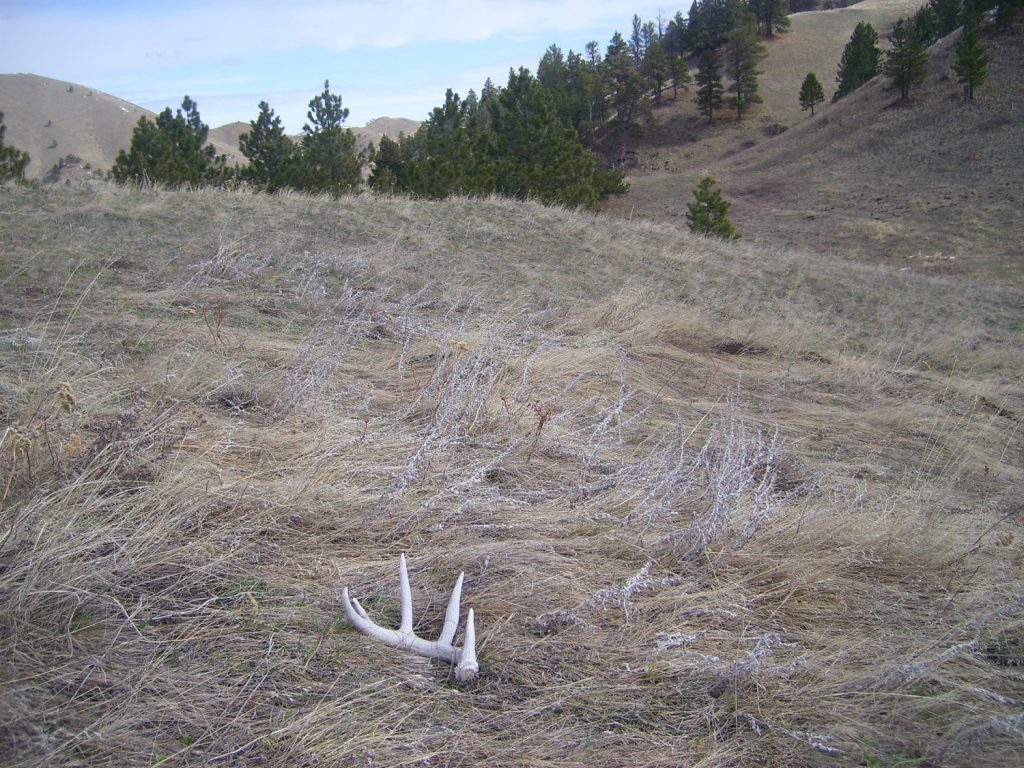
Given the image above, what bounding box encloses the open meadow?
[1,179,1022,766]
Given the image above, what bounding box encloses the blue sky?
[0,0,677,131]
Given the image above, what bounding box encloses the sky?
[0,0,678,131]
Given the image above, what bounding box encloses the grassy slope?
[605,7,1023,271]
[608,0,919,178]
[1,181,1021,766]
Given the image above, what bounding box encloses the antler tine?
[438,572,465,646]
[398,553,413,634]
[455,608,478,682]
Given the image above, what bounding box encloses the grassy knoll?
[1,181,1021,766]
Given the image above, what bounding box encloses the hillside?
[0,74,242,178]
[606,12,1024,271]
[354,116,422,152]
[1,180,1022,766]
[0,74,420,179]
[616,0,920,176]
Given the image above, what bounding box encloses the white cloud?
[0,0,674,128]
[1,1,669,73]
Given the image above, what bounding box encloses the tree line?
[19,0,1016,203]
[106,1,797,207]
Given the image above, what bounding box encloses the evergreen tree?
[539,44,605,144]
[929,0,963,38]
[563,49,608,145]
[538,44,569,93]
[799,72,826,115]
[954,10,991,100]
[644,39,673,104]
[604,33,654,146]
[749,0,791,37]
[685,1,710,51]
[368,134,408,193]
[476,78,501,136]
[686,0,748,53]
[726,13,766,121]
[669,53,694,99]
[884,19,929,100]
[912,4,940,46]
[695,48,726,121]
[239,101,300,192]
[664,11,689,54]
[112,96,228,185]
[298,80,362,196]
[407,88,482,199]
[833,21,882,102]
[629,15,647,65]
[485,68,616,208]
[686,176,738,239]
[0,112,30,180]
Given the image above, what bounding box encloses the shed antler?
[341,554,479,681]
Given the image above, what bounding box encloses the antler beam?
[341,553,479,681]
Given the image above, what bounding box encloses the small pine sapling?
[799,72,826,116]
[954,11,991,101]
[686,176,738,240]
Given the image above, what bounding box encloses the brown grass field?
[2,3,1024,766]
[1,175,1021,766]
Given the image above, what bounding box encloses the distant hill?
[604,5,1022,272]
[0,74,242,179]
[0,74,421,179]
[208,121,251,154]
[353,116,421,152]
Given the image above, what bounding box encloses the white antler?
[341,553,479,681]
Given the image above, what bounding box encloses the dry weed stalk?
[622,390,792,559]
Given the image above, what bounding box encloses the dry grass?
[1,180,1022,767]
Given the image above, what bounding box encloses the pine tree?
[368,134,408,193]
[298,80,362,196]
[239,101,299,192]
[726,13,766,122]
[538,44,568,93]
[604,33,654,146]
[954,10,991,100]
[563,49,607,145]
[884,19,929,100]
[112,96,228,185]
[799,72,825,115]
[664,11,689,54]
[629,15,646,65]
[833,22,882,102]
[669,53,693,99]
[695,48,726,121]
[485,68,615,209]
[408,88,481,199]
[644,39,672,104]
[0,111,30,180]
[912,4,940,46]
[686,176,738,240]
[929,0,963,38]
[749,0,791,37]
